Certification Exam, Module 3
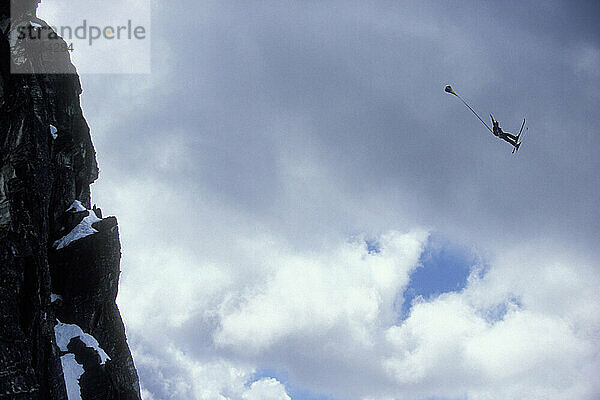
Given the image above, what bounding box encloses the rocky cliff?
[0,1,141,398]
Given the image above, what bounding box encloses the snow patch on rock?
[54,320,110,364]
[54,321,111,400]
[53,201,101,250]
[66,200,86,213]
[50,124,58,139]
[59,353,84,400]
[51,293,63,303]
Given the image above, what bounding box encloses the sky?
[37,1,600,399]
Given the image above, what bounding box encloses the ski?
[516,118,525,142]
[512,119,526,154]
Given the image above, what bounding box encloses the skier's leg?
[504,132,518,141]
[500,134,517,146]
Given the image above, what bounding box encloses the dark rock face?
[0,3,141,399]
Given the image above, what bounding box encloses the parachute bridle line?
[448,89,493,134]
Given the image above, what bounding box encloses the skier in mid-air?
[444,85,526,153]
[490,115,520,150]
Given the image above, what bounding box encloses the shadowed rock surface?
[0,1,141,398]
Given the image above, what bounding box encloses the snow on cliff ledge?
[53,201,101,250]
[54,320,111,400]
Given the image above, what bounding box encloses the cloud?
[215,230,427,354]
[131,336,292,400]
[382,246,600,400]
[117,223,431,398]
[242,378,291,400]
[80,0,600,255]
[107,196,599,400]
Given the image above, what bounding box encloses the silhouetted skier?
[491,115,520,150]
[445,85,525,153]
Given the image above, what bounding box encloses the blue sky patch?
[365,238,381,254]
[400,235,478,319]
[482,296,522,323]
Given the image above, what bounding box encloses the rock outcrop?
[0,1,141,398]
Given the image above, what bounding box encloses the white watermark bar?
[11,0,151,74]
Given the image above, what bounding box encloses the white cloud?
[107,190,600,400]
[242,378,291,400]
[132,339,292,400]
[89,170,600,400]
[215,230,428,354]
[382,246,600,400]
